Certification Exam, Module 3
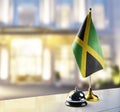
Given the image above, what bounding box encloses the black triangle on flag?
[77,16,87,41]
[86,52,103,77]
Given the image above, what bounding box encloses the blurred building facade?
[0,0,119,86]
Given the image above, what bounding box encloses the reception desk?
[0,88,120,112]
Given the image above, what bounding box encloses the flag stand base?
[85,88,99,102]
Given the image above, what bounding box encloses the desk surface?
[0,88,120,112]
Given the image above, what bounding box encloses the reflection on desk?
[0,88,120,112]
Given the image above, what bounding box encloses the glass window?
[0,48,9,80]
[17,5,37,26]
[44,35,77,84]
[90,0,109,29]
[73,0,86,23]
[55,0,73,28]
[0,0,10,24]
[39,0,55,25]
[10,38,43,82]
[54,45,75,80]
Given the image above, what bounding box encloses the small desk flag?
[72,9,104,78]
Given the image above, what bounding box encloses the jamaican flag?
[72,9,104,78]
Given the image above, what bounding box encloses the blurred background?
[0,0,120,98]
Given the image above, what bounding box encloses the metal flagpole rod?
[86,75,99,102]
[89,75,92,89]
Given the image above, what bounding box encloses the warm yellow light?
[11,38,43,80]
[43,49,51,80]
[11,38,42,55]
[0,48,8,80]
[61,46,69,59]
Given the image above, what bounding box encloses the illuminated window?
[73,0,86,23]
[0,48,9,80]
[10,38,43,82]
[55,45,75,80]
[43,48,51,80]
[93,4,107,29]
[55,0,73,28]
[18,5,36,26]
[56,4,71,28]
[0,0,10,24]
[40,0,55,24]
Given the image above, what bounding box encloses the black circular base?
[65,101,87,107]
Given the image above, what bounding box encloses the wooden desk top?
[0,88,120,112]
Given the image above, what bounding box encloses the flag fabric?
[72,10,104,78]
